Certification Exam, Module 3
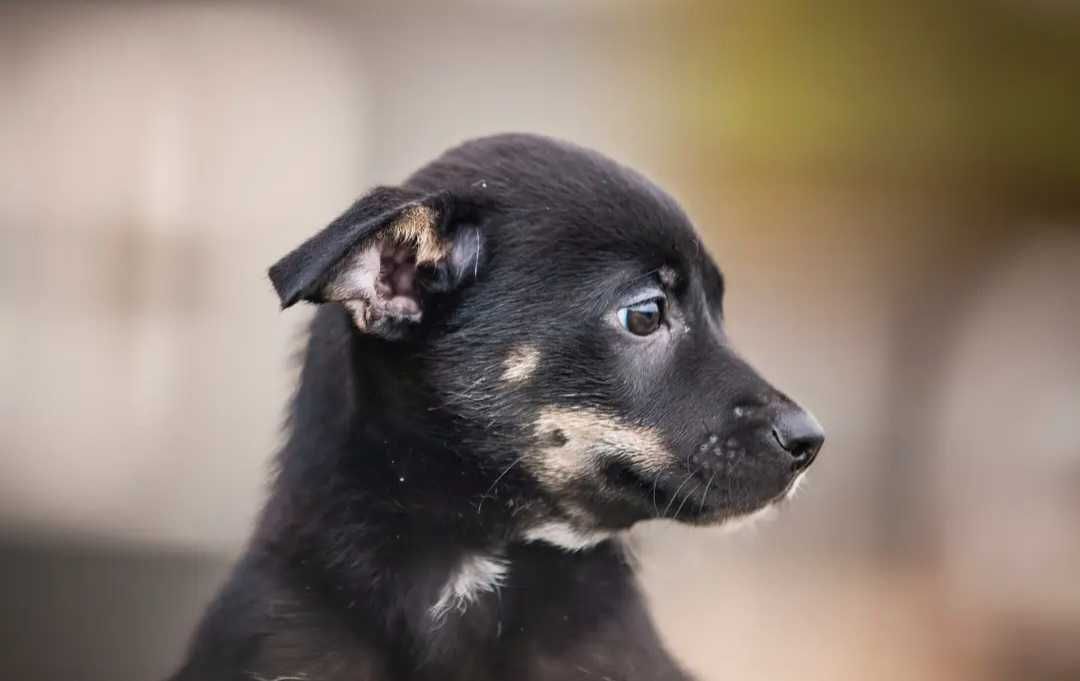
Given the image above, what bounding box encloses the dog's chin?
[524,468,808,551]
[686,470,809,528]
[600,460,806,527]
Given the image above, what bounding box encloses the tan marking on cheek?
[529,406,671,488]
[502,345,540,383]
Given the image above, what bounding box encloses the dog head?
[269,134,823,549]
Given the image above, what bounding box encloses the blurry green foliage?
[671,0,1080,203]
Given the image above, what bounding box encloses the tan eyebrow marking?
[658,265,677,288]
[502,345,540,383]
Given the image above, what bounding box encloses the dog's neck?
[262,308,510,532]
[253,309,519,639]
[249,307,633,673]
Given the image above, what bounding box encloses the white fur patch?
[524,521,614,552]
[502,345,540,383]
[786,471,808,500]
[428,553,508,624]
[719,505,778,534]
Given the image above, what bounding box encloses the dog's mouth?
[603,460,796,523]
[604,461,682,517]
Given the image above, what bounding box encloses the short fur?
[170,134,823,681]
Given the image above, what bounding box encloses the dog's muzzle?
[690,397,825,499]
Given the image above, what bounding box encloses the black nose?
[772,407,824,471]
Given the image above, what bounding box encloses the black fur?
[170,134,823,681]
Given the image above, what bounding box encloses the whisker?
[651,471,663,518]
[699,472,716,514]
[473,235,481,279]
[672,471,698,521]
[662,470,696,518]
[477,454,527,514]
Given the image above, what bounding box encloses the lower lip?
[608,461,805,517]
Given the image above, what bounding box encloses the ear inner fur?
[318,204,450,331]
[387,205,448,264]
[268,186,430,308]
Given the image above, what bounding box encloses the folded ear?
[268,186,482,338]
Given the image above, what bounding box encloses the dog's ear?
[268,186,482,338]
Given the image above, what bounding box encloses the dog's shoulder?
[170,552,392,681]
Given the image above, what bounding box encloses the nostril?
[774,429,821,465]
[771,427,786,451]
[771,408,825,470]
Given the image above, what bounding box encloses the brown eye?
[618,299,663,336]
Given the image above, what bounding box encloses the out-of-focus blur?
[2,2,1078,680]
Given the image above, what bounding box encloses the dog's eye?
[618,299,664,336]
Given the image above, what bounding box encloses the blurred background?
[2,1,1079,679]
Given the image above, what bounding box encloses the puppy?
[169,133,823,681]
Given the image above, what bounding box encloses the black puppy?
[170,134,823,681]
